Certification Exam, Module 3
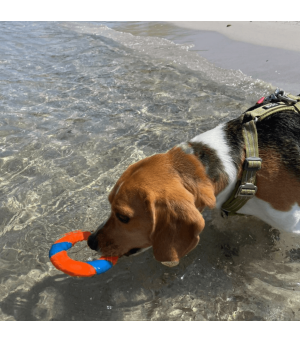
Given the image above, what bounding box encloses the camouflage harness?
[221,89,300,218]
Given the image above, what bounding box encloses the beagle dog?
[88,110,300,266]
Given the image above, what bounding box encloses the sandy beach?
[171,22,300,52]
[169,22,300,95]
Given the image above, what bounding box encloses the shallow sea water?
[1,21,300,321]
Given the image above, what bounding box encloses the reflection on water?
[0,22,299,321]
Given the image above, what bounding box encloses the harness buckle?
[264,88,297,105]
[277,93,297,105]
[244,157,262,171]
[235,183,257,198]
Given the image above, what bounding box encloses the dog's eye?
[116,213,130,224]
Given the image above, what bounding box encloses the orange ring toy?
[49,231,118,277]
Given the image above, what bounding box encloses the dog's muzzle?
[87,220,107,252]
[87,233,99,251]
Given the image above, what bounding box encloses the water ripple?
[0,22,299,320]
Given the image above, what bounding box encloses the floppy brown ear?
[167,147,216,212]
[150,196,205,266]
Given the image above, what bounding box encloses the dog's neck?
[185,118,244,209]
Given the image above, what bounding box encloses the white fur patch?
[190,124,237,208]
[238,198,300,232]
[186,123,300,233]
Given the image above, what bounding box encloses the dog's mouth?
[124,246,151,257]
[124,248,141,256]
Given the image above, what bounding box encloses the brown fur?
[91,141,300,264]
[190,142,230,196]
[94,147,216,263]
[256,149,300,211]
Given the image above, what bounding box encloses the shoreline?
[170,22,300,52]
[168,22,300,95]
[104,21,300,95]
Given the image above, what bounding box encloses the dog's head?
[88,147,216,266]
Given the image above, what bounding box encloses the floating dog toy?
[49,231,118,277]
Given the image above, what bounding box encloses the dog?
[88,96,300,267]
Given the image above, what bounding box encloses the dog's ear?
[148,185,206,266]
[144,148,216,266]
[167,147,216,212]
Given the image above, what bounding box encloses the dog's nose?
[87,234,98,251]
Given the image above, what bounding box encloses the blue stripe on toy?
[86,260,113,275]
[49,242,72,258]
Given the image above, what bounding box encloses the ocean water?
[0,21,300,321]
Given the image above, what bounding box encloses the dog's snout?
[87,220,107,251]
[87,234,98,251]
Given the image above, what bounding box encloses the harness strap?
[221,89,300,218]
[294,101,300,113]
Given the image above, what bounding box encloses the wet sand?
[171,22,300,52]
[170,21,300,95]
